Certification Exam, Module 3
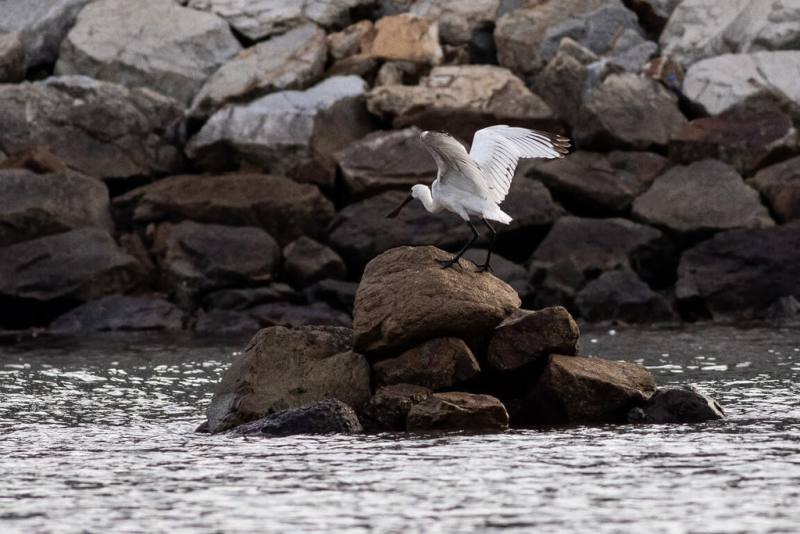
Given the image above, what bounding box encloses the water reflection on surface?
[1,326,799,533]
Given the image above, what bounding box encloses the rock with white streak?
[56,0,241,105]
[189,24,327,120]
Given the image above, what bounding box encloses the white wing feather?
[469,125,569,203]
[419,132,490,199]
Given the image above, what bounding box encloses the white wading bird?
[387,125,570,272]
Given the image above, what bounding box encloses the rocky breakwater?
[202,246,724,437]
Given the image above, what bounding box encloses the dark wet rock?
[748,156,800,223]
[488,307,580,372]
[0,32,25,83]
[669,113,798,176]
[0,169,113,247]
[366,65,555,139]
[302,279,358,313]
[189,24,327,120]
[154,221,280,307]
[283,237,346,289]
[406,392,509,432]
[576,73,686,149]
[628,385,724,424]
[193,309,260,336]
[409,0,500,46]
[0,76,183,180]
[526,355,656,424]
[529,217,673,310]
[0,228,143,327]
[50,295,184,333]
[333,127,437,200]
[361,384,432,431]
[632,160,774,236]
[203,284,297,311]
[675,222,800,320]
[0,0,91,69]
[575,270,674,323]
[353,246,520,355]
[232,399,363,436]
[360,14,443,65]
[462,249,528,298]
[114,174,334,245]
[528,150,668,215]
[187,76,374,187]
[760,296,800,321]
[205,325,370,433]
[682,52,800,118]
[373,338,480,390]
[56,0,241,105]
[247,301,352,328]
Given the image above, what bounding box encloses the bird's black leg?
[477,218,497,273]
[437,220,479,269]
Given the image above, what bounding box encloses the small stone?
[232,399,363,436]
[628,385,724,424]
[373,338,480,390]
[361,384,432,431]
[406,392,509,432]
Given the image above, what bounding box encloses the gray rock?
[187,76,374,187]
[361,384,432,432]
[187,0,374,41]
[660,0,800,67]
[154,221,280,306]
[0,169,113,247]
[205,325,370,433]
[575,270,674,323]
[203,284,297,311]
[748,156,800,223]
[327,20,372,60]
[0,32,25,82]
[576,73,686,149]
[232,399,363,436]
[676,221,800,320]
[527,150,668,214]
[248,301,352,328]
[406,392,509,432]
[189,24,327,120]
[283,237,346,288]
[488,307,580,372]
[0,0,91,69]
[632,160,774,236]
[628,386,724,424]
[529,216,672,310]
[373,338,481,390]
[530,41,594,128]
[410,0,500,45]
[193,309,261,336]
[50,295,184,333]
[333,127,437,201]
[366,65,556,139]
[302,279,358,312]
[0,228,143,326]
[0,76,183,180]
[114,173,334,245]
[669,112,799,176]
[56,0,241,105]
[682,52,800,118]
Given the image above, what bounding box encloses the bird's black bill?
[386,194,413,218]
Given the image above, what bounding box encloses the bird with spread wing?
[386,125,570,272]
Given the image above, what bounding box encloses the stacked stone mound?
[204,247,723,436]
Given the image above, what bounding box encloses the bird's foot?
[436,258,461,269]
[476,263,493,273]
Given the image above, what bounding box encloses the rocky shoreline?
[1,0,799,341]
[201,246,725,436]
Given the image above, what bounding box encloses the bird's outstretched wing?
[469,125,570,203]
[419,131,490,199]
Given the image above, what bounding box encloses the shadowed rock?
[406,392,509,431]
[193,309,260,336]
[247,301,351,328]
[575,270,674,323]
[353,246,520,355]
[50,295,184,333]
[373,338,480,390]
[206,325,370,433]
[628,385,724,424]
[0,32,25,83]
[362,384,432,431]
[488,307,580,372]
[748,156,800,223]
[283,237,346,288]
[232,399,363,436]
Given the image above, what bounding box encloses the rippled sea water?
[1,326,799,533]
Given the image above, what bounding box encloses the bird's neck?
[417,186,438,213]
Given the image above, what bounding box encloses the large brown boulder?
[0,169,113,247]
[114,174,334,245]
[0,76,183,180]
[747,156,800,223]
[487,307,579,372]
[406,392,509,431]
[361,384,432,431]
[353,246,521,355]
[526,355,656,424]
[373,338,480,390]
[205,325,371,433]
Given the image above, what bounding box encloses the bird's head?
[386,184,429,219]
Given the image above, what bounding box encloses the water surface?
[1,326,799,533]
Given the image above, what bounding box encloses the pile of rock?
[202,246,724,436]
